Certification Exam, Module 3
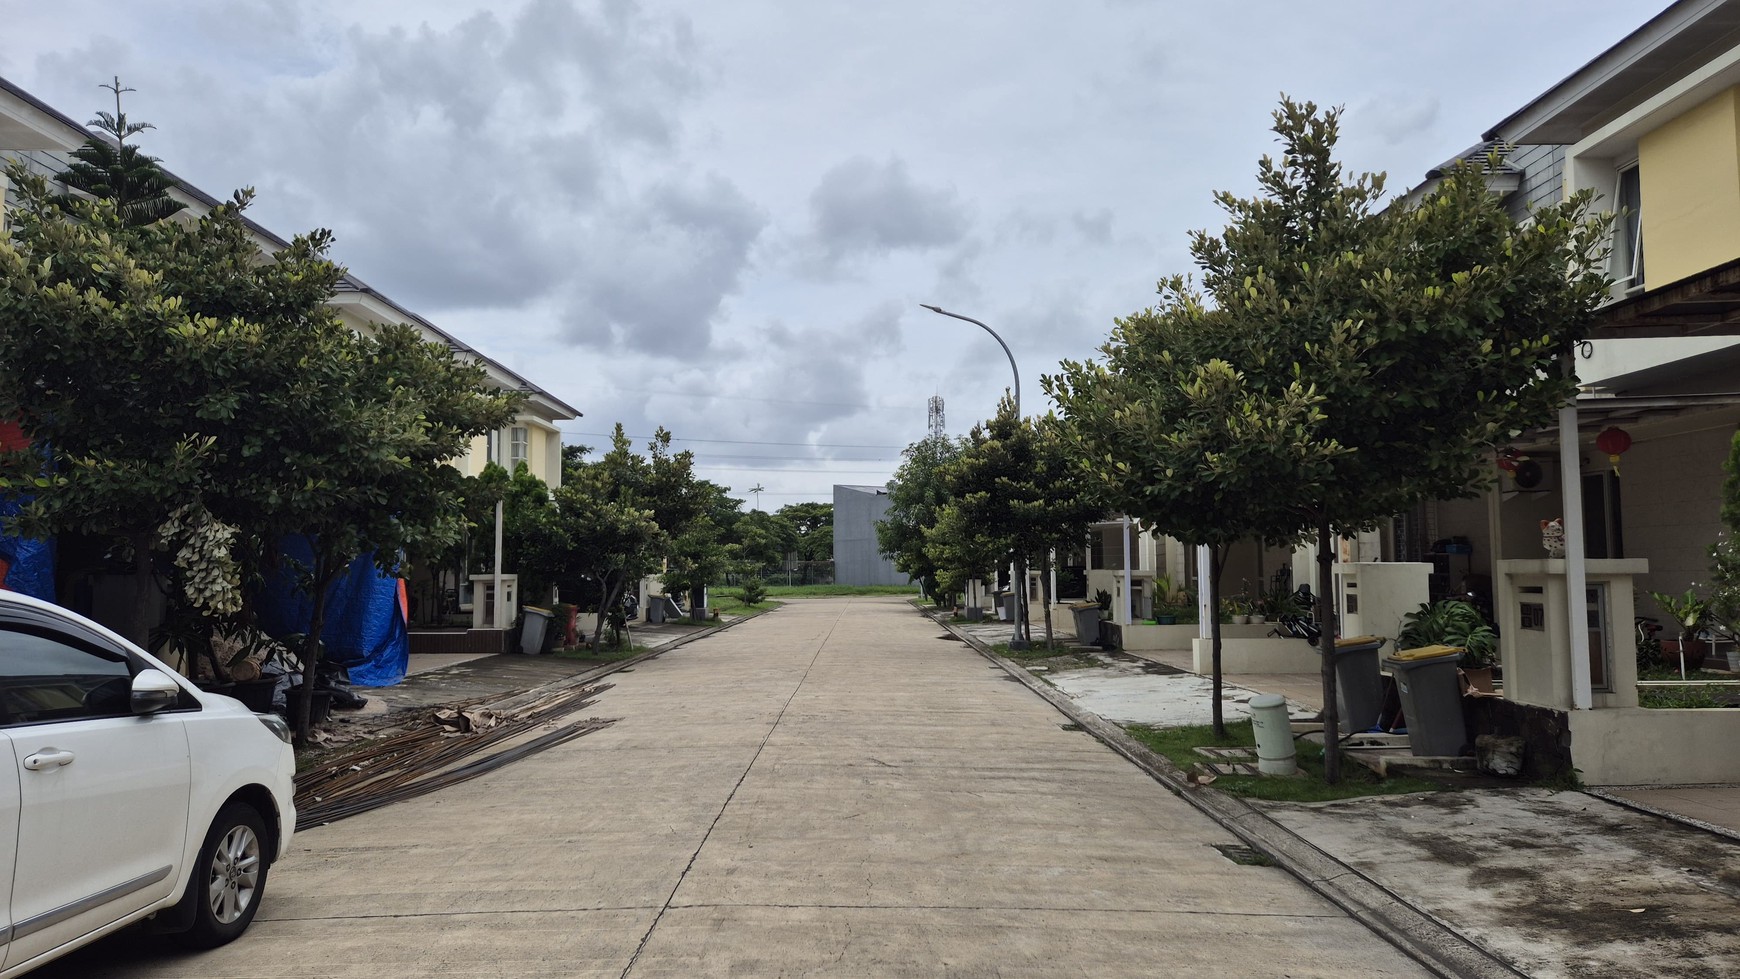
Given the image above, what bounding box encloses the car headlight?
[256,712,293,745]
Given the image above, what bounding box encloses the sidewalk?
[953,613,1740,977]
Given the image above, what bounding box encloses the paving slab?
[1260,788,1740,978]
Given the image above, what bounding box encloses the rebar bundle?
[294,681,617,831]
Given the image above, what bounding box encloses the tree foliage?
[55,106,187,226]
[931,400,1102,644]
[877,434,961,604]
[1047,99,1610,776]
[776,501,834,561]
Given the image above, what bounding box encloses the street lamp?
[920,304,1029,650]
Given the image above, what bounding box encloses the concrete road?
[44,597,1429,978]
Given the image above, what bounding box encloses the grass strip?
[1123,719,1447,803]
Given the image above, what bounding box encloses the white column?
[1197,545,1213,639]
[492,499,505,630]
[1559,400,1592,710]
[1121,516,1133,625]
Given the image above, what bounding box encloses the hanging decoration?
[1595,426,1633,477]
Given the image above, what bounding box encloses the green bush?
[738,577,767,606]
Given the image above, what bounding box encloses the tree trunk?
[126,532,155,651]
[1316,519,1341,784]
[294,554,338,749]
[592,575,620,651]
[1040,551,1055,649]
[1209,544,1226,739]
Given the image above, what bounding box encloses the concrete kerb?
[1585,785,1740,845]
[925,607,1526,979]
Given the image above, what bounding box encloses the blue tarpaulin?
[257,536,408,688]
[0,496,55,602]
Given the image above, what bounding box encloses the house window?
[1613,164,1644,292]
[509,427,529,472]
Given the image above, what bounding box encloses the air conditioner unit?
[1500,457,1555,494]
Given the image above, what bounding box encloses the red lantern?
[1595,426,1632,477]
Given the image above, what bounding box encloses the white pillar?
[1196,545,1213,639]
[1121,516,1133,625]
[1559,399,1592,710]
[492,499,505,630]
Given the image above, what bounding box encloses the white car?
[0,591,296,976]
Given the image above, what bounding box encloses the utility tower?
[927,395,946,441]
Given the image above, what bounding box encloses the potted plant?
[1093,588,1113,620]
[1227,595,1250,625]
[1650,588,1711,675]
[1399,599,1499,692]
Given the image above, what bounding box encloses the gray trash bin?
[1070,602,1103,646]
[1384,646,1468,757]
[519,606,554,655]
[1324,636,1386,733]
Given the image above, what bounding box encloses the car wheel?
[175,802,270,948]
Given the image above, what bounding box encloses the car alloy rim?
[207,824,261,924]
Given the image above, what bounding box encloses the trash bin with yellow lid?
[1383,645,1468,757]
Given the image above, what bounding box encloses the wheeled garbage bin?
[519,606,554,655]
[1323,635,1386,733]
[1384,645,1468,757]
[1070,601,1103,646]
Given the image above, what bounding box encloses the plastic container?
[1384,645,1468,757]
[1249,693,1297,775]
[519,606,554,655]
[1070,602,1103,646]
[1324,635,1386,732]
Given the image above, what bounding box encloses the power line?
[610,389,923,412]
[692,466,895,474]
[565,432,906,449]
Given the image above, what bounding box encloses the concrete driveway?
[44,596,1428,977]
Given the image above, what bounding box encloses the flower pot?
[1156,615,1177,625]
[1252,614,1267,624]
[284,688,331,726]
[1460,666,1495,694]
[1235,614,1251,625]
[1662,639,1710,671]
[230,679,277,713]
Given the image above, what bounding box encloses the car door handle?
[23,749,75,771]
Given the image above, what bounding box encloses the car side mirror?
[131,669,182,716]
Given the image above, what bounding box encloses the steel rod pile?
[294,681,617,831]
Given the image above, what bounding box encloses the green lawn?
[758,584,919,597]
[1123,720,1447,803]
[710,591,781,616]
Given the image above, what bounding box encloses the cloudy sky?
[4,0,1663,507]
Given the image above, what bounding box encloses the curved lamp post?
[920,304,1029,650]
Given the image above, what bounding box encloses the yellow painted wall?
[1637,85,1740,285]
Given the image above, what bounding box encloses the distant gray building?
[832,484,912,587]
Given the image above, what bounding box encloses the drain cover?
[1213,844,1273,867]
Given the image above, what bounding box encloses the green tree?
[931,400,1101,646]
[0,165,338,646]
[252,321,520,740]
[55,84,187,226]
[1048,99,1609,777]
[731,509,798,571]
[777,501,834,561]
[546,453,668,650]
[877,434,961,604]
